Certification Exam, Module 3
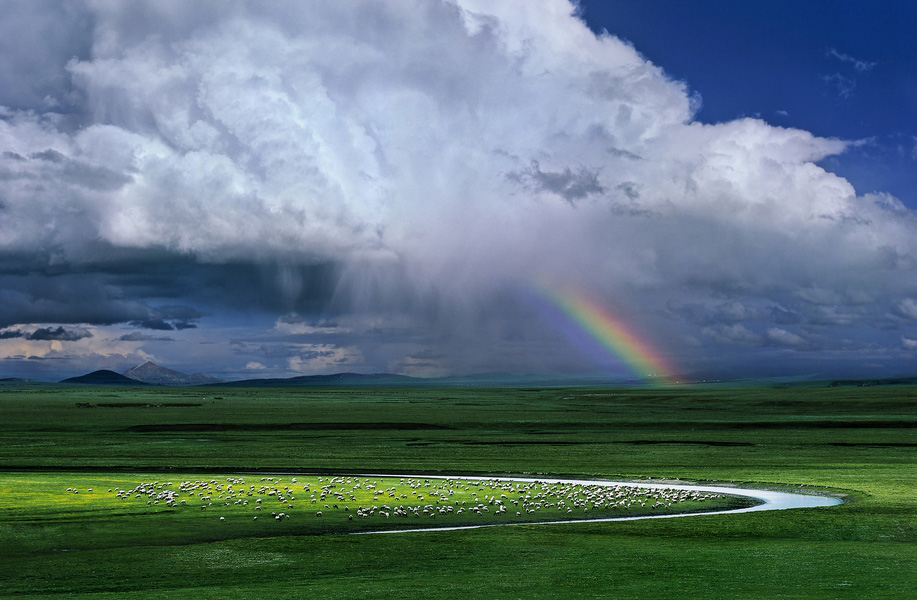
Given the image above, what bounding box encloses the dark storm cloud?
[154,305,204,320]
[0,268,207,329]
[0,249,340,331]
[117,332,173,342]
[86,259,341,315]
[0,329,23,339]
[129,319,174,331]
[26,326,92,341]
[0,274,154,328]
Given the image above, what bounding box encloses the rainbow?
[524,285,677,385]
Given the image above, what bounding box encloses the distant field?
[0,384,914,598]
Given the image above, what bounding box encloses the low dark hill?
[60,370,151,385]
[213,372,422,388]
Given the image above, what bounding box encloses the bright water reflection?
[352,474,842,535]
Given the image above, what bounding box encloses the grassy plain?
[0,383,914,598]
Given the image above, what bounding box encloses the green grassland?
[0,383,914,598]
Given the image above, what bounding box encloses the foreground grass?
[0,383,914,598]
[2,528,911,599]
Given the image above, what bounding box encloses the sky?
[1,0,917,382]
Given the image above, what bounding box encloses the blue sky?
[579,0,917,208]
[1,0,916,382]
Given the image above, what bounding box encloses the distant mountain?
[123,361,222,386]
[213,372,423,388]
[54,367,917,389]
[0,377,34,383]
[208,371,652,388]
[61,370,149,385]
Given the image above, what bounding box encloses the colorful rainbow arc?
[531,286,677,385]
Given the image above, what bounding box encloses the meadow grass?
[0,383,914,598]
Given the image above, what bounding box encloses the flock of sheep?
[83,475,724,524]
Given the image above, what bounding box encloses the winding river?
[350,474,842,535]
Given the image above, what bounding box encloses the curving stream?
[350,474,842,535]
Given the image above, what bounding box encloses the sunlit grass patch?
[0,473,161,519]
[0,472,742,539]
